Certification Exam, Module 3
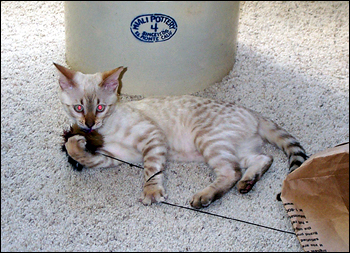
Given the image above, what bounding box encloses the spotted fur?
[55,63,308,208]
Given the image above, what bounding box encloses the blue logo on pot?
[130,13,178,43]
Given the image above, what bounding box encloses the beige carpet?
[1,1,349,251]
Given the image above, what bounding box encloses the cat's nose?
[85,121,94,129]
[85,118,95,129]
[85,114,95,129]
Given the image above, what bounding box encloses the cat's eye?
[74,104,84,112]
[96,104,105,112]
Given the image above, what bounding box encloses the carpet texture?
[1,1,349,251]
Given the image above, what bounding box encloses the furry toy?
[61,124,104,170]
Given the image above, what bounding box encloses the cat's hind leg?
[237,153,273,194]
[190,150,242,209]
[235,136,273,193]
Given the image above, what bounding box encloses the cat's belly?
[166,131,204,162]
[168,149,204,162]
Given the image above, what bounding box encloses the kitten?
[54,63,308,209]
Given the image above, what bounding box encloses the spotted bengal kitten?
[54,63,307,209]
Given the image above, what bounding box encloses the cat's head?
[54,63,125,131]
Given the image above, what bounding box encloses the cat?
[54,63,308,209]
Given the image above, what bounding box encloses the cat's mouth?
[78,123,97,133]
[84,124,103,133]
[77,119,103,132]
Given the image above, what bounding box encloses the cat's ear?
[53,63,77,90]
[100,67,125,91]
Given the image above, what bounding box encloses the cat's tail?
[257,116,308,173]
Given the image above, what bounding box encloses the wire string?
[101,153,295,235]
[161,201,294,235]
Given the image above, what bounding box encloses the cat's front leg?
[139,137,168,205]
[65,135,120,169]
[141,172,167,205]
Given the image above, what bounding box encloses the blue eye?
[74,104,84,112]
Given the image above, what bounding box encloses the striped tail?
[257,117,308,173]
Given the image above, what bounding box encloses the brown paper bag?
[280,143,349,252]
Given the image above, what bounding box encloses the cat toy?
[61,124,104,171]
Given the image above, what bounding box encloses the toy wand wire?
[101,154,295,235]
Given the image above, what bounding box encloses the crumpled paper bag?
[280,143,349,252]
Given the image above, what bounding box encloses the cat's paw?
[65,135,86,158]
[139,184,167,206]
[190,187,222,209]
[237,179,257,194]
